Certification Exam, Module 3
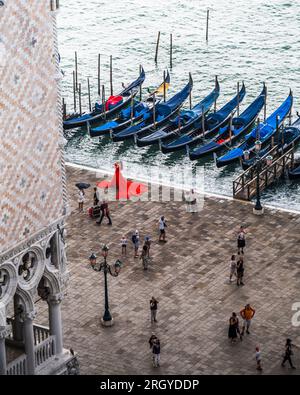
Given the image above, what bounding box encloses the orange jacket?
[240,307,255,320]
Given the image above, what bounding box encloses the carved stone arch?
[0,261,18,309]
[17,245,46,291]
[15,287,36,319]
[39,269,61,298]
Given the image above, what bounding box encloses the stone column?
[23,312,36,375]
[0,328,9,375]
[48,294,63,355]
[12,294,23,342]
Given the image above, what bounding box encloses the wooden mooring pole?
[78,82,82,116]
[75,51,78,91]
[202,106,205,137]
[153,92,156,128]
[237,82,240,117]
[102,85,106,119]
[97,53,101,96]
[87,77,91,112]
[170,33,173,69]
[154,31,160,63]
[189,72,192,110]
[206,9,209,42]
[264,83,267,121]
[163,70,166,102]
[289,90,293,125]
[139,65,142,101]
[110,55,113,96]
[72,70,76,112]
[62,98,66,120]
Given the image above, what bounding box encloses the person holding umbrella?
[75,183,90,213]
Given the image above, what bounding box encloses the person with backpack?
[132,230,140,258]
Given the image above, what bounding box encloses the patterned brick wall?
[0,0,67,254]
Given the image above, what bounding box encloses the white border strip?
[65,162,300,215]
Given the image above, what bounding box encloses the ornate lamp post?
[90,245,122,327]
[253,140,264,215]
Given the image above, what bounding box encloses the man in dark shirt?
[152,338,161,367]
[150,297,158,323]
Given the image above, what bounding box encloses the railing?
[233,146,294,200]
[6,354,27,375]
[33,324,50,346]
[35,336,56,368]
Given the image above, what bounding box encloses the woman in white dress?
[78,189,85,212]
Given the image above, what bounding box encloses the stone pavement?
[36,165,300,375]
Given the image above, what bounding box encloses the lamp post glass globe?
[102,244,109,258]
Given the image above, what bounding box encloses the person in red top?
[240,304,255,335]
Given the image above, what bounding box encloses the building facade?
[0,0,77,374]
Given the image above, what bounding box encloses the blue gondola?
[89,72,170,137]
[289,161,300,180]
[63,67,146,130]
[216,90,293,168]
[136,77,220,147]
[189,85,266,160]
[242,117,300,170]
[112,76,193,142]
[161,83,246,154]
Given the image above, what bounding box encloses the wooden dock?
[233,145,295,200]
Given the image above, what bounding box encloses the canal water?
[58,0,300,211]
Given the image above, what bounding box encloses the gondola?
[160,83,246,154]
[136,77,220,147]
[216,90,293,168]
[289,161,300,180]
[89,72,170,138]
[189,84,266,160]
[112,75,193,142]
[241,117,300,170]
[63,67,146,130]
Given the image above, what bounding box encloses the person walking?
[255,346,263,371]
[152,338,161,367]
[78,189,85,212]
[240,304,255,335]
[132,230,140,258]
[159,216,167,242]
[93,187,100,206]
[96,200,112,225]
[281,338,297,369]
[144,236,151,258]
[229,255,236,282]
[237,226,246,255]
[121,235,127,256]
[236,257,244,286]
[140,245,149,270]
[149,333,157,349]
[150,297,158,323]
[228,312,238,343]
